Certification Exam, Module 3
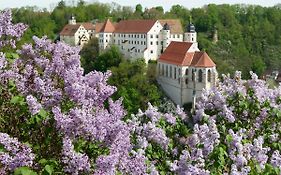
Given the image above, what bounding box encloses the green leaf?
[14,167,37,175]
[226,134,233,143]
[10,96,21,104]
[38,109,48,118]
[38,159,48,165]
[43,165,53,175]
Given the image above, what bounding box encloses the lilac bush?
[0,9,147,174]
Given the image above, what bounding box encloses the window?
[156,41,158,45]
[208,70,211,82]
[151,50,153,54]
[150,41,153,45]
[162,64,164,75]
[156,35,159,38]
[192,69,195,81]
[106,39,108,43]
[169,66,172,78]
[174,67,176,79]
[185,69,188,75]
[177,34,180,38]
[198,69,203,82]
[165,65,168,77]
[158,64,160,74]
[192,38,194,41]
[144,41,146,45]
[151,34,153,38]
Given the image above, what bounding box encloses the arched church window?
[198,69,203,82]
[185,69,188,75]
[208,70,211,82]
[192,69,195,81]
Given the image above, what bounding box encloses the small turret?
[162,23,171,52]
[186,23,196,33]
[69,14,76,25]
[163,23,170,30]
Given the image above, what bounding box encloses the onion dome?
[186,23,196,33]
[163,23,170,30]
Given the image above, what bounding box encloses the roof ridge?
[100,19,115,33]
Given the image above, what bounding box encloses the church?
[157,22,218,106]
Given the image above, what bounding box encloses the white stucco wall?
[97,20,185,62]
[157,61,217,106]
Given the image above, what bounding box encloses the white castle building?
[98,19,184,63]
[157,23,218,106]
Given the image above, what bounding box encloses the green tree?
[80,37,99,74]
[93,46,123,72]
[109,59,163,114]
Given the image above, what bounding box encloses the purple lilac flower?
[62,137,90,175]
[0,9,27,49]
[26,95,42,115]
[0,133,35,172]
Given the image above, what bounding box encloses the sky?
[0,0,279,11]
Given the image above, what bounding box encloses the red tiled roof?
[60,22,94,36]
[79,22,95,30]
[114,19,157,33]
[60,24,81,36]
[94,22,104,33]
[159,41,215,67]
[159,19,183,34]
[100,19,115,33]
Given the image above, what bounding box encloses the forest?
[10,0,281,78]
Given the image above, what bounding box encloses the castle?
[60,17,218,106]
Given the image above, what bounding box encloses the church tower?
[184,17,199,51]
[184,19,197,43]
[162,23,171,52]
[68,14,76,25]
